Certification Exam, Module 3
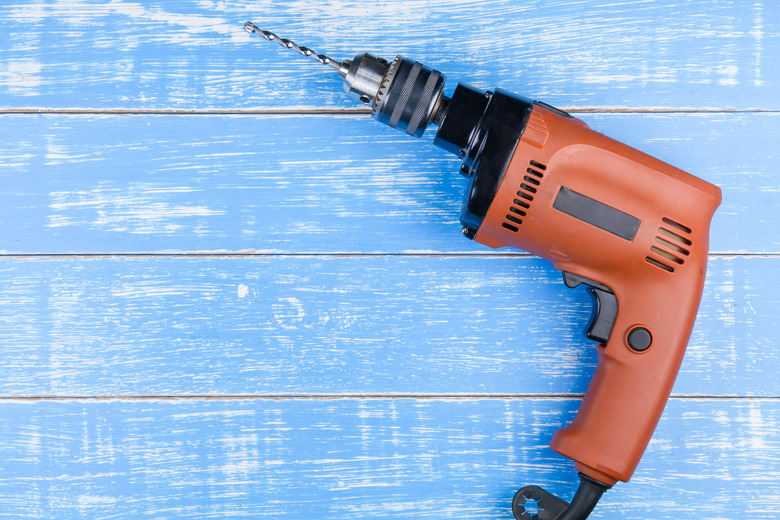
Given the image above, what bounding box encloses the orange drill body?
[475,104,721,484]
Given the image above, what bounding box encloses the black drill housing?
[433,85,534,238]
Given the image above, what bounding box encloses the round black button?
[627,327,653,352]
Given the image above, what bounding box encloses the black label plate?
[553,186,640,241]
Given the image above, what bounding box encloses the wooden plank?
[0,255,773,397]
[0,397,777,519]
[0,113,775,255]
[1,1,778,110]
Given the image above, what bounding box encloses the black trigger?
[586,287,618,344]
[562,272,618,344]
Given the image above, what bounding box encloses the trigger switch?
[562,272,618,344]
[586,287,618,344]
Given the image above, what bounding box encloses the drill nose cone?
[341,53,390,105]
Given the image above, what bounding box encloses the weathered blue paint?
[0,1,777,518]
[0,1,778,110]
[0,255,775,397]
[0,398,777,519]
[0,114,776,254]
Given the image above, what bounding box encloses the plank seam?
[1,108,778,116]
[2,395,778,402]
[0,253,774,259]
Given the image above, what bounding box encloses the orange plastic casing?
[474,105,722,485]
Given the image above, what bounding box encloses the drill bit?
[244,22,343,71]
[245,23,447,137]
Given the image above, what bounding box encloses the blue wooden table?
[1,2,778,518]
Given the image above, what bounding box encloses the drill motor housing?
[434,83,721,485]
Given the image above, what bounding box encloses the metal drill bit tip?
[244,21,343,70]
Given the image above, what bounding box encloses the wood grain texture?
[0,398,777,519]
[0,1,778,110]
[0,113,776,254]
[0,1,776,518]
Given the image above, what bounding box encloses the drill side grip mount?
[513,474,610,520]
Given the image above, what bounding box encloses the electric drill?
[244,22,722,520]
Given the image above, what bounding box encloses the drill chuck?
[341,53,447,138]
[339,53,390,104]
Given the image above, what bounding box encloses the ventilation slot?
[662,216,692,234]
[503,160,546,232]
[644,217,693,273]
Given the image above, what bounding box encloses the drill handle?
[549,269,707,485]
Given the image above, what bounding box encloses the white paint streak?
[272,297,305,330]
[48,186,224,234]
[751,4,764,87]
[717,65,739,86]
[0,60,42,95]
[219,433,261,477]
[9,0,242,46]
[110,284,214,299]
[581,72,678,85]
[77,495,117,507]
[237,284,249,298]
[45,144,94,165]
[746,404,769,451]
